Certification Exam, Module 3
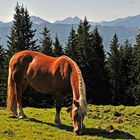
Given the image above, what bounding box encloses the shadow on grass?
[46,122,73,132]
[84,128,135,139]
[26,117,135,139]
[26,117,73,132]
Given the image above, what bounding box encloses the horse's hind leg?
[7,69,17,117]
[7,82,17,117]
[55,94,63,126]
[16,80,28,119]
[13,71,27,119]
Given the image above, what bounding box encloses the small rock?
[115,118,123,123]
[95,125,101,129]
[105,125,114,132]
[114,111,121,117]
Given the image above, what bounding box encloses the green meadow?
[0,105,139,140]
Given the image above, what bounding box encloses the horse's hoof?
[19,115,27,119]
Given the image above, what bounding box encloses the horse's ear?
[73,100,79,107]
[66,106,72,113]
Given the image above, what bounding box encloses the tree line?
[0,3,140,107]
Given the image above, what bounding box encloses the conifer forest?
[0,3,140,107]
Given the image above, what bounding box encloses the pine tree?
[53,35,63,57]
[6,3,38,107]
[76,17,90,68]
[86,31,101,103]
[75,18,110,104]
[107,34,121,105]
[39,25,53,56]
[131,33,140,105]
[81,26,110,104]
[65,27,78,61]
[23,8,38,50]
[7,3,37,58]
[0,40,5,68]
[75,18,92,102]
[0,40,7,106]
[119,40,134,105]
[92,26,105,69]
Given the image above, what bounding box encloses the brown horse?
[7,50,87,135]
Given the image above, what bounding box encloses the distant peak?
[54,16,81,25]
[73,16,81,20]
[30,15,50,25]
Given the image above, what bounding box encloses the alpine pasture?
[0,105,139,140]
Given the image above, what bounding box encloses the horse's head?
[67,100,86,135]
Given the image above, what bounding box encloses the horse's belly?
[26,74,54,94]
[26,66,72,95]
[28,80,53,94]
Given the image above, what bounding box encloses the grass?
[0,105,140,140]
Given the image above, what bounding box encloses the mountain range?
[0,15,140,51]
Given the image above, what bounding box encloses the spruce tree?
[86,31,101,103]
[39,25,53,56]
[0,40,7,106]
[65,27,78,61]
[76,17,90,68]
[107,34,121,105]
[7,3,37,58]
[107,34,122,105]
[75,18,109,104]
[6,3,38,107]
[23,8,38,50]
[53,35,63,57]
[88,27,110,104]
[131,33,140,105]
[92,27,105,69]
[75,18,91,101]
[119,40,134,105]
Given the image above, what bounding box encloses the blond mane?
[75,64,87,116]
[63,56,87,116]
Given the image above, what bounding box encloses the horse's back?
[9,50,34,66]
[9,50,56,70]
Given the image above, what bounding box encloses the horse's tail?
[7,66,16,112]
[70,60,87,115]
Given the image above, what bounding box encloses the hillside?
[0,105,139,139]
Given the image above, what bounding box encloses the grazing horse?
[7,50,87,135]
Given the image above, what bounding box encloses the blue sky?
[0,0,140,22]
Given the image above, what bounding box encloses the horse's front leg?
[17,92,26,119]
[55,94,63,126]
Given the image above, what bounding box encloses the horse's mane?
[63,56,87,116]
[75,63,87,116]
